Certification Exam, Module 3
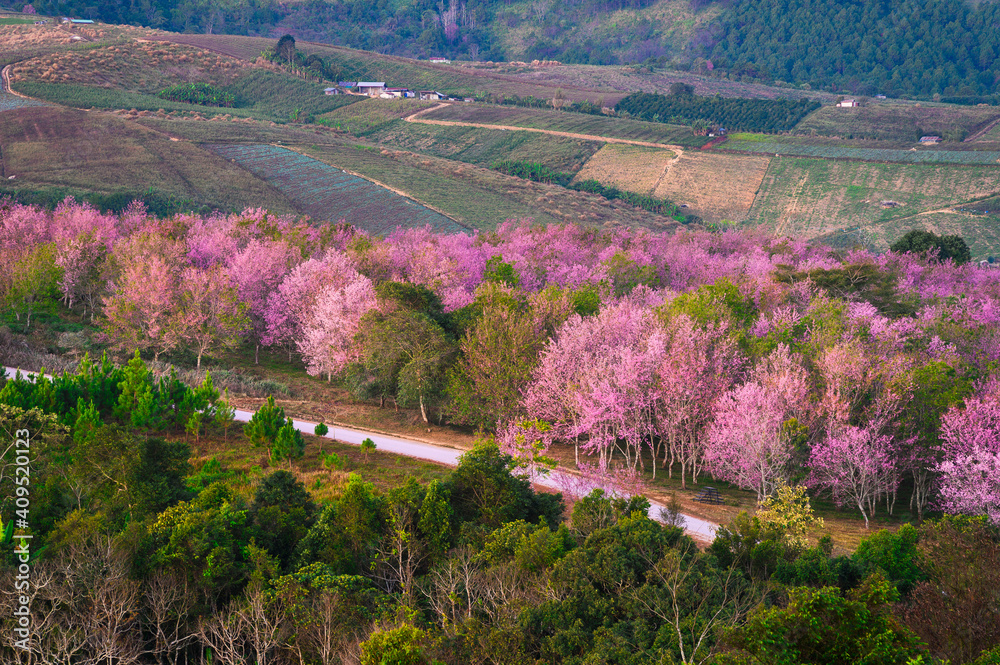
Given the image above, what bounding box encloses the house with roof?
[382,87,414,98]
[429,57,450,64]
[919,136,941,144]
[357,82,386,96]
[418,91,445,100]
[324,87,341,95]
[836,98,858,107]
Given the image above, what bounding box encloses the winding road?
[3,366,718,540]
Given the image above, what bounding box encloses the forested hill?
[20,0,1000,98]
[702,0,1000,98]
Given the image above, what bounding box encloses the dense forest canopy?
[703,0,1000,97]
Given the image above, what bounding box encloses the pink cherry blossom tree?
[937,448,1000,526]
[227,239,301,363]
[298,277,377,381]
[808,425,899,528]
[704,345,810,500]
[654,314,744,486]
[175,266,249,369]
[101,255,182,361]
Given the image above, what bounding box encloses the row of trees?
[615,91,822,133]
[1,199,998,525]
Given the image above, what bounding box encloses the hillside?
[22,0,1000,98]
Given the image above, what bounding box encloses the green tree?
[418,479,452,559]
[890,229,971,264]
[276,33,296,63]
[3,242,60,332]
[718,573,923,664]
[271,420,305,463]
[243,395,286,445]
[360,624,433,665]
[248,470,317,571]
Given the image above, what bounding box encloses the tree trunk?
[196,352,202,369]
[255,344,260,365]
[419,394,429,423]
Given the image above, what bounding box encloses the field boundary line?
[404,104,687,153]
[283,144,476,232]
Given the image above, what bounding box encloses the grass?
[185,429,454,505]
[745,156,1000,255]
[0,106,298,215]
[793,102,1000,141]
[421,102,706,145]
[0,17,35,24]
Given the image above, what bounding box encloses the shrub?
[158,82,236,108]
[314,422,329,437]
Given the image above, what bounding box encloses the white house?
[836,98,858,107]
[357,82,386,96]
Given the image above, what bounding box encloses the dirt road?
[404,104,687,154]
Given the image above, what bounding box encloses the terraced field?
[208,143,465,234]
[746,157,1000,253]
[722,135,1000,165]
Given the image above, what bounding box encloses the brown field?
[11,41,247,92]
[747,157,1000,255]
[0,106,297,213]
[574,143,676,193]
[654,151,772,223]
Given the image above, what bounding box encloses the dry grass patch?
[12,41,247,92]
[653,151,771,223]
[574,143,675,193]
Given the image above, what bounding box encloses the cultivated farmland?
[574,144,675,194]
[0,89,45,112]
[207,143,465,235]
[367,120,603,173]
[318,98,440,135]
[746,157,1000,253]
[721,135,1000,165]
[653,151,772,223]
[0,106,296,213]
[302,141,683,232]
[793,102,1000,141]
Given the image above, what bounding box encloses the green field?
[793,102,1000,141]
[746,156,1000,256]
[365,120,603,173]
[422,102,707,145]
